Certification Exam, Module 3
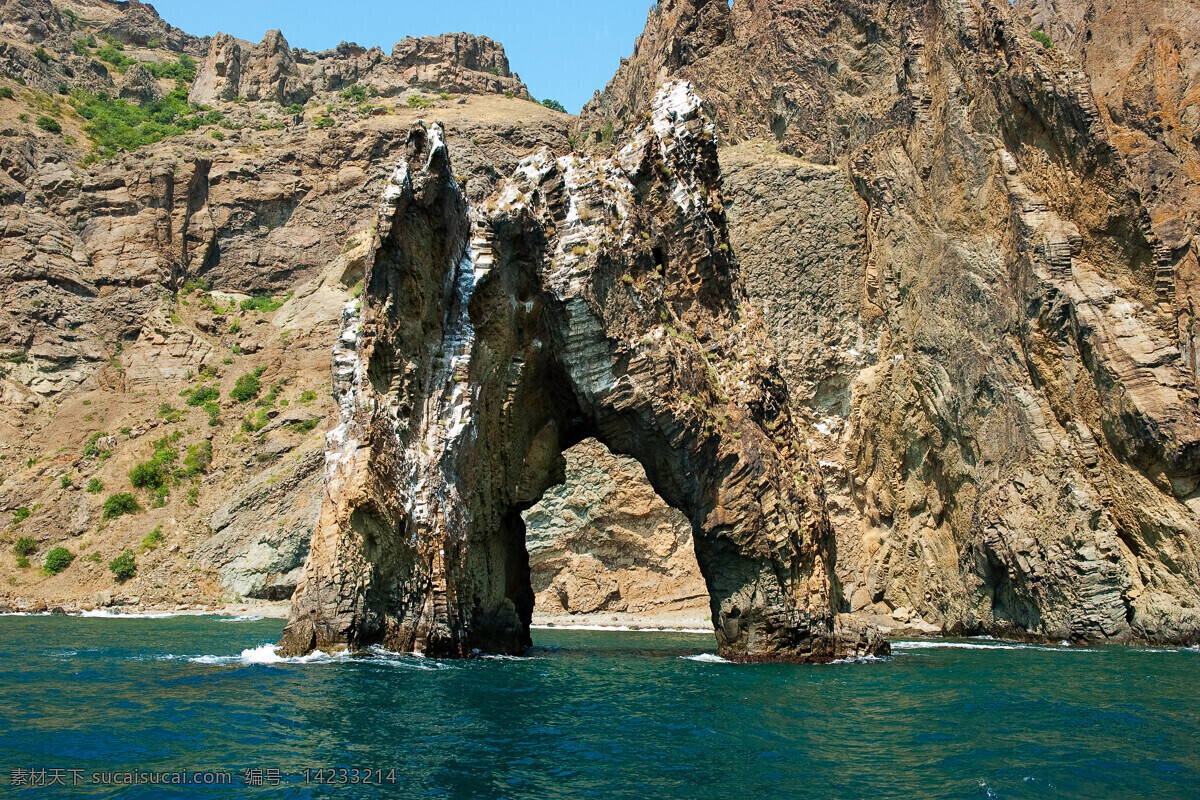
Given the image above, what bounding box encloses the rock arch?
[278,83,887,662]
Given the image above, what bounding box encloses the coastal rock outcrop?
[581,0,1200,644]
[278,82,888,661]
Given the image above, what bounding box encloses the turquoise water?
[1,615,1197,799]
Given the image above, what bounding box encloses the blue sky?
[148,0,654,113]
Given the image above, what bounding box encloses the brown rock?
[278,84,889,662]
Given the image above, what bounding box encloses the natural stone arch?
[278,83,886,662]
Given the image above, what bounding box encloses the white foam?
[891,640,1093,653]
[162,643,457,670]
[77,609,179,618]
[216,615,264,622]
[682,653,730,663]
[531,624,711,634]
[830,654,890,664]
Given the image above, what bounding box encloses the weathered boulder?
[278,82,888,661]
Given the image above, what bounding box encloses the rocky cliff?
[2,0,1199,651]
[580,0,1200,644]
[277,83,886,661]
[0,0,568,614]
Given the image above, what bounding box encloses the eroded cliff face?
[0,1,568,613]
[279,83,887,661]
[580,0,1200,644]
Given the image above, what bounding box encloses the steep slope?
[0,0,570,612]
[581,0,1200,643]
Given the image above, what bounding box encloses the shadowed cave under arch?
[278,86,886,662]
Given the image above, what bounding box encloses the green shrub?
[240,295,283,312]
[186,386,220,407]
[83,431,109,458]
[157,403,182,422]
[102,492,141,520]
[16,556,29,569]
[299,389,317,404]
[406,95,434,109]
[43,547,74,574]
[1031,29,1053,48]
[256,382,282,408]
[0,87,13,99]
[95,44,135,71]
[11,507,30,525]
[86,478,104,493]
[287,418,320,434]
[210,129,224,141]
[341,84,367,102]
[35,116,62,133]
[285,103,305,114]
[241,408,269,433]
[108,550,136,581]
[541,99,567,113]
[13,536,37,557]
[60,474,72,489]
[33,46,51,63]
[203,401,221,426]
[144,54,196,81]
[72,84,225,159]
[182,440,212,475]
[129,460,167,489]
[141,525,164,550]
[314,115,334,129]
[230,371,262,402]
[181,278,209,294]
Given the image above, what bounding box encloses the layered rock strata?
[579,0,1200,644]
[279,83,887,661]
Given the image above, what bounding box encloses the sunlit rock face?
[278,82,888,662]
[579,0,1200,644]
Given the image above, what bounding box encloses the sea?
[1,614,1197,798]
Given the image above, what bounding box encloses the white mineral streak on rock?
[324,297,363,469]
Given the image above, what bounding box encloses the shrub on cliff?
[230,369,264,402]
[43,547,74,575]
[129,460,167,490]
[1031,30,1053,48]
[35,116,61,133]
[182,440,212,475]
[186,386,220,407]
[102,492,141,521]
[13,536,37,557]
[108,550,136,581]
[142,525,165,551]
[86,478,104,494]
[72,85,224,160]
[240,295,284,313]
[541,99,567,113]
[144,54,196,81]
[95,44,135,71]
